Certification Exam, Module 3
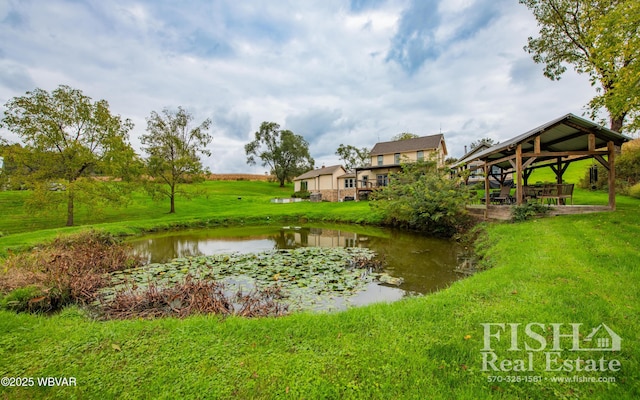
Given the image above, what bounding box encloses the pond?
[119,224,464,313]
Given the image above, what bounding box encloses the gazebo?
[454,114,631,219]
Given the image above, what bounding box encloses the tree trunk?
[169,184,176,213]
[66,188,74,226]
[610,115,625,133]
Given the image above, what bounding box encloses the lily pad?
[97,247,403,313]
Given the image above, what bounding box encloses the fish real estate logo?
[480,323,622,373]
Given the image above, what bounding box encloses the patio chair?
[539,184,559,205]
[491,185,514,205]
[523,186,539,201]
[557,183,574,205]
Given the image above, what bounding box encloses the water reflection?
[130,225,463,297]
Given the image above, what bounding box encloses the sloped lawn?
[1,192,638,398]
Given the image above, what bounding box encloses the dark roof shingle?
[370,134,444,156]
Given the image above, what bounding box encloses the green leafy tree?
[245,122,314,187]
[520,0,640,133]
[335,144,369,170]
[616,143,640,185]
[1,85,138,226]
[370,159,473,237]
[445,157,459,165]
[0,141,12,181]
[391,132,420,141]
[141,107,212,214]
[470,138,497,150]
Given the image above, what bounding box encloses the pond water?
[127,224,464,311]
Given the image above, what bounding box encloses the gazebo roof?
[456,113,630,170]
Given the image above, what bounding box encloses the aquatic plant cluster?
[98,247,394,314]
[102,276,289,319]
[0,231,142,313]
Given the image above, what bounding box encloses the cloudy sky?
[0,0,600,173]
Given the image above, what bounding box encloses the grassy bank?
[1,182,639,398]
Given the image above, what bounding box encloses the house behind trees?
[293,134,448,202]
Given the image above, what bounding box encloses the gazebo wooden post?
[588,134,596,152]
[608,141,616,210]
[515,144,523,205]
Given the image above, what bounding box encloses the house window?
[361,175,368,188]
[417,150,424,161]
[394,153,400,164]
[344,178,355,188]
[377,155,383,166]
[376,174,388,187]
[301,181,308,191]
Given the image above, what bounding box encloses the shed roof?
[455,114,630,170]
[294,165,345,180]
[370,134,445,156]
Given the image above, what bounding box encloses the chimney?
[464,145,468,154]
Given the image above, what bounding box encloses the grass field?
[1,177,640,399]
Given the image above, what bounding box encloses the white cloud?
[0,0,602,173]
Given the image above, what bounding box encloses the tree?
[335,144,369,170]
[0,143,31,190]
[470,138,497,150]
[370,159,473,237]
[141,107,212,214]
[391,132,420,141]
[445,157,459,165]
[245,122,314,187]
[520,0,640,133]
[616,143,640,185]
[1,85,137,226]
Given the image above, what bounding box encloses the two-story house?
[293,134,447,202]
[354,134,447,199]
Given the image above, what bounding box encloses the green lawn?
[1,180,639,399]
